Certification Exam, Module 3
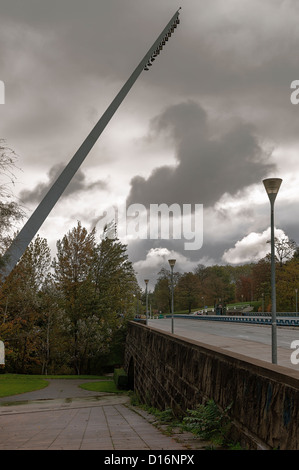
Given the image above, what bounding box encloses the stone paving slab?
[0,400,190,450]
[0,380,201,451]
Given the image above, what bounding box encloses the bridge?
[165,313,299,326]
[124,321,299,450]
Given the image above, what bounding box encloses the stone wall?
[124,321,299,450]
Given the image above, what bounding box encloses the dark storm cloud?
[127,100,276,208]
[19,163,107,205]
[0,0,176,81]
[1,0,299,272]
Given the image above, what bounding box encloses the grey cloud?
[127,100,275,208]
[2,0,299,274]
[0,0,177,82]
[19,163,107,205]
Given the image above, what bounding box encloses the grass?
[0,374,110,398]
[79,380,126,394]
[0,374,49,398]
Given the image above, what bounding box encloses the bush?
[113,368,128,390]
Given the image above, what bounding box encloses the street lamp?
[295,288,298,314]
[144,279,149,325]
[263,177,282,364]
[168,259,176,334]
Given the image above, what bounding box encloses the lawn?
[0,374,49,398]
[79,380,125,394]
[0,374,110,398]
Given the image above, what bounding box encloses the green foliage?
[0,374,118,398]
[151,250,299,313]
[0,374,48,398]
[1,194,299,377]
[0,235,52,373]
[79,380,125,394]
[130,394,238,449]
[0,221,139,375]
[182,400,233,445]
[175,272,201,313]
[113,368,128,390]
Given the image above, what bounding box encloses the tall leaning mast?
[1,8,181,281]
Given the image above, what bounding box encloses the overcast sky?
[1,0,299,288]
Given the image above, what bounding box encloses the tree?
[36,274,66,375]
[0,235,51,372]
[152,267,181,313]
[90,225,138,369]
[153,278,170,313]
[175,272,201,313]
[276,257,299,312]
[93,224,138,317]
[0,141,24,267]
[52,222,97,374]
[196,265,235,306]
[235,275,253,302]
[52,221,138,374]
[251,256,271,309]
[274,237,297,266]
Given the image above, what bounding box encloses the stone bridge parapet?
[124,321,299,450]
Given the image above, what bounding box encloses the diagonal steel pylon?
[1,8,181,281]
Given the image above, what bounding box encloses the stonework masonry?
[124,321,299,450]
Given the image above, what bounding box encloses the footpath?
[0,379,207,451]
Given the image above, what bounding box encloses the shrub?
[113,368,128,390]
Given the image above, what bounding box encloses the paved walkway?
[0,379,203,451]
[4,324,297,451]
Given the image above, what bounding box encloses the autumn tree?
[276,257,299,312]
[152,267,180,313]
[235,275,253,302]
[90,225,139,369]
[52,222,98,374]
[93,224,138,316]
[195,265,235,306]
[0,235,51,372]
[37,274,66,375]
[251,256,271,309]
[175,272,201,313]
[52,221,138,374]
[153,278,170,313]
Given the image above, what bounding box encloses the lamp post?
[168,259,176,333]
[144,279,149,325]
[263,177,282,364]
[295,288,298,314]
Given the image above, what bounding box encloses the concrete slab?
[0,379,202,450]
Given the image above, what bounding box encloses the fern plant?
[182,400,232,445]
